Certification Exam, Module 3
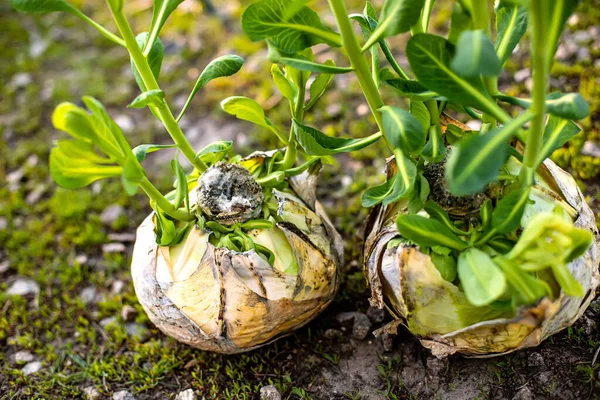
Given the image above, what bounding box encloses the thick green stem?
[519,0,547,186]
[139,178,195,221]
[328,0,385,136]
[107,4,207,172]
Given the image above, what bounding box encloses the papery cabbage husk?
[131,162,343,353]
[364,155,599,358]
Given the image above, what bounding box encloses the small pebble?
[380,333,394,352]
[0,260,10,274]
[7,279,40,296]
[100,316,118,328]
[102,243,127,253]
[581,141,600,158]
[0,217,8,230]
[112,280,126,294]
[352,313,372,340]
[121,305,137,322]
[356,103,370,117]
[13,351,35,364]
[514,68,530,83]
[511,386,533,400]
[22,361,43,375]
[527,352,545,369]
[100,204,126,226]
[125,323,149,341]
[83,386,101,400]
[323,328,342,339]
[175,389,197,400]
[259,385,282,400]
[79,287,97,305]
[112,390,135,400]
[108,233,136,242]
[26,185,46,205]
[10,73,32,89]
[366,306,386,324]
[114,114,135,134]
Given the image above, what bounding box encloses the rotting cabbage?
[132,155,343,353]
[364,154,599,358]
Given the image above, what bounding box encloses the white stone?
[121,305,137,321]
[581,141,600,158]
[112,390,135,400]
[7,279,40,296]
[114,114,135,134]
[175,389,198,400]
[79,287,97,305]
[13,350,35,363]
[102,243,127,253]
[22,361,43,375]
[260,385,282,400]
[0,260,10,274]
[10,73,32,89]
[83,386,101,400]
[100,204,126,225]
[111,280,126,294]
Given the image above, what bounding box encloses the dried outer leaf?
[131,184,343,353]
[363,157,599,357]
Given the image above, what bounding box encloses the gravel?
[174,389,197,400]
[7,279,40,296]
[259,385,282,400]
[22,361,43,375]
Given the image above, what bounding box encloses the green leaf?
[294,120,381,156]
[242,0,341,53]
[495,92,589,120]
[171,155,188,209]
[491,187,530,234]
[396,214,469,251]
[361,177,395,207]
[132,144,177,163]
[458,248,507,306]
[271,64,298,102]
[495,3,528,64]
[56,140,114,165]
[384,150,417,205]
[535,0,581,70]
[410,101,430,134]
[9,0,77,14]
[128,89,165,109]
[431,252,458,282]
[148,0,184,47]
[362,0,426,50]
[379,106,426,153]
[275,54,353,74]
[132,33,164,91]
[220,97,285,143]
[424,201,469,236]
[445,111,533,196]
[380,69,442,101]
[406,34,498,116]
[421,125,446,163]
[195,141,232,165]
[82,96,131,159]
[122,156,145,195]
[407,174,430,213]
[52,103,95,143]
[451,30,502,77]
[50,147,122,189]
[537,115,582,164]
[178,55,244,121]
[304,64,334,111]
[448,3,473,45]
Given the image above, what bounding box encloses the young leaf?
[406,34,499,117]
[421,125,446,163]
[431,252,458,282]
[178,55,244,121]
[50,147,122,189]
[133,144,177,163]
[495,92,589,120]
[451,30,502,78]
[445,111,533,196]
[362,176,397,207]
[396,214,469,251]
[195,141,233,165]
[304,64,334,111]
[220,96,285,143]
[271,64,298,103]
[410,101,430,134]
[379,106,426,153]
[146,0,185,51]
[362,0,426,51]
[448,3,473,45]
[56,140,114,165]
[132,33,164,91]
[537,115,582,164]
[380,69,442,101]
[275,55,353,75]
[171,155,188,210]
[495,2,528,64]
[385,150,417,205]
[424,201,469,236]
[128,89,165,109]
[242,0,341,53]
[457,248,507,306]
[294,120,381,156]
[491,187,530,234]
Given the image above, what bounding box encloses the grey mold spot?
[196,162,264,225]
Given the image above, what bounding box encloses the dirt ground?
[1,0,599,399]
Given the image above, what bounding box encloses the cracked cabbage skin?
[131,170,343,353]
[364,157,600,358]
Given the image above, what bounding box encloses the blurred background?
[1,0,599,399]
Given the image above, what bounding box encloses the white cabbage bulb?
[364,157,599,358]
[131,163,343,353]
